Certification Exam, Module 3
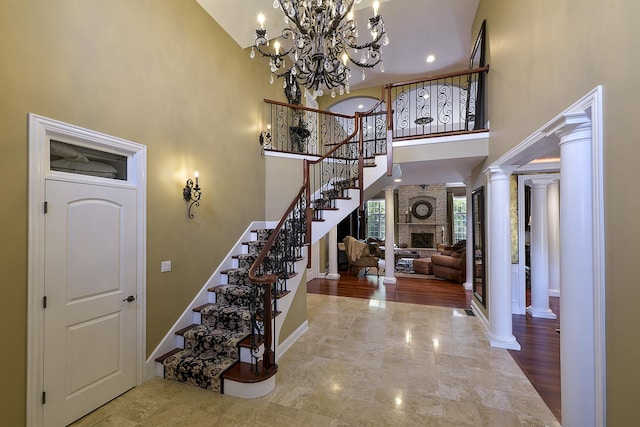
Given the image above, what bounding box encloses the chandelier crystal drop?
[252,0,387,98]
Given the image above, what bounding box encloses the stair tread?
[175,324,199,336]
[222,361,278,384]
[183,325,250,344]
[193,303,215,312]
[275,290,291,299]
[155,348,183,363]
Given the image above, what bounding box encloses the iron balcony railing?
[384,66,489,140]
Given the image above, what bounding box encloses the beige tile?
[71,294,559,427]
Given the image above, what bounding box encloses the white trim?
[276,320,309,360]
[489,86,605,426]
[471,299,489,332]
[27,114,147,427]
[392,131,489,148]
[224,376,276,399]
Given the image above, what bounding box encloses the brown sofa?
[431,243,466,283]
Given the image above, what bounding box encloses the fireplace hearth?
[412,232,434,248]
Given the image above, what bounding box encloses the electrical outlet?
[161,260,171,272]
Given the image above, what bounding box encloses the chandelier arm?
[276,0,309,37]
[254,28,297,60]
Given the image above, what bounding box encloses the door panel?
[44,179,137,427]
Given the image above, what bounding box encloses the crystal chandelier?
[250,0,389,99]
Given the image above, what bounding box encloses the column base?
[463,281,472,291]
[526,306,557,319]
[487,331,521,351]
[383,277,397,284]
[325,273,341,281]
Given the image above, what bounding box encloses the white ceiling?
[196,0,480,90]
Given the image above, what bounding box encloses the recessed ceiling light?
[394,178,402,182]
[358,104,364,109]
[426,55,435,63]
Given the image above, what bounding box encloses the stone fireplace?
[397,184,448,253]
[411,232,434,248]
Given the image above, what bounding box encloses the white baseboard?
[277,320,309,361]
[471,299,489,332]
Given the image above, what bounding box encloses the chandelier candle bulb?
[373,1,379,16]
[258,13,265,29]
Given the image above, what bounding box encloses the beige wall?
[265,156,304,220]
[0,1,284,424]
[474,0,640,423]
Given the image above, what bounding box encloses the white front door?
[43,179,138,427]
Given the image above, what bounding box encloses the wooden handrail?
[383,66,490,89]
[263,98,355,119]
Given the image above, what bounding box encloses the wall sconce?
[259,124,272,152]
[183,171,202,219]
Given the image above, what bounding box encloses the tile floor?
[72,294,560,426]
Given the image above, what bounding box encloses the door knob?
[123,295,136,302]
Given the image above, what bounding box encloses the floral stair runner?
[155,229,273,393]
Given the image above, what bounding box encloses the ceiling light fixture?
[251,0,389,99]
[426,55,435,63]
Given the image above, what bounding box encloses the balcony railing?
[384,66,489,140]
[263,100,356,155]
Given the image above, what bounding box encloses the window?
[366,199,385,239]
[452,196,467,243]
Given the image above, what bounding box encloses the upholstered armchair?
[343,236,380,276]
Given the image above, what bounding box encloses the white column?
[525,178,557,319]
[326,226,340,280]
[464,178,473,291]
[383,186,397,284]
[558,119,596,427]
[485,166,520,350]
[547,180,560,297]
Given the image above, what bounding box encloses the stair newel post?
[304,159,312,269]
[262,278,277,372]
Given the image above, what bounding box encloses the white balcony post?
[525,178,557,319]
[383,186,397,284]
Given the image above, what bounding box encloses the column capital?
[484,165,518,178]
[543,111,591,141]
[525,176,559,188]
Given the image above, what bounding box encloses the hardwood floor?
[510,294,561,422]
[307,272,561,423]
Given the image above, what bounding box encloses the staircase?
[150,100,389,398]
